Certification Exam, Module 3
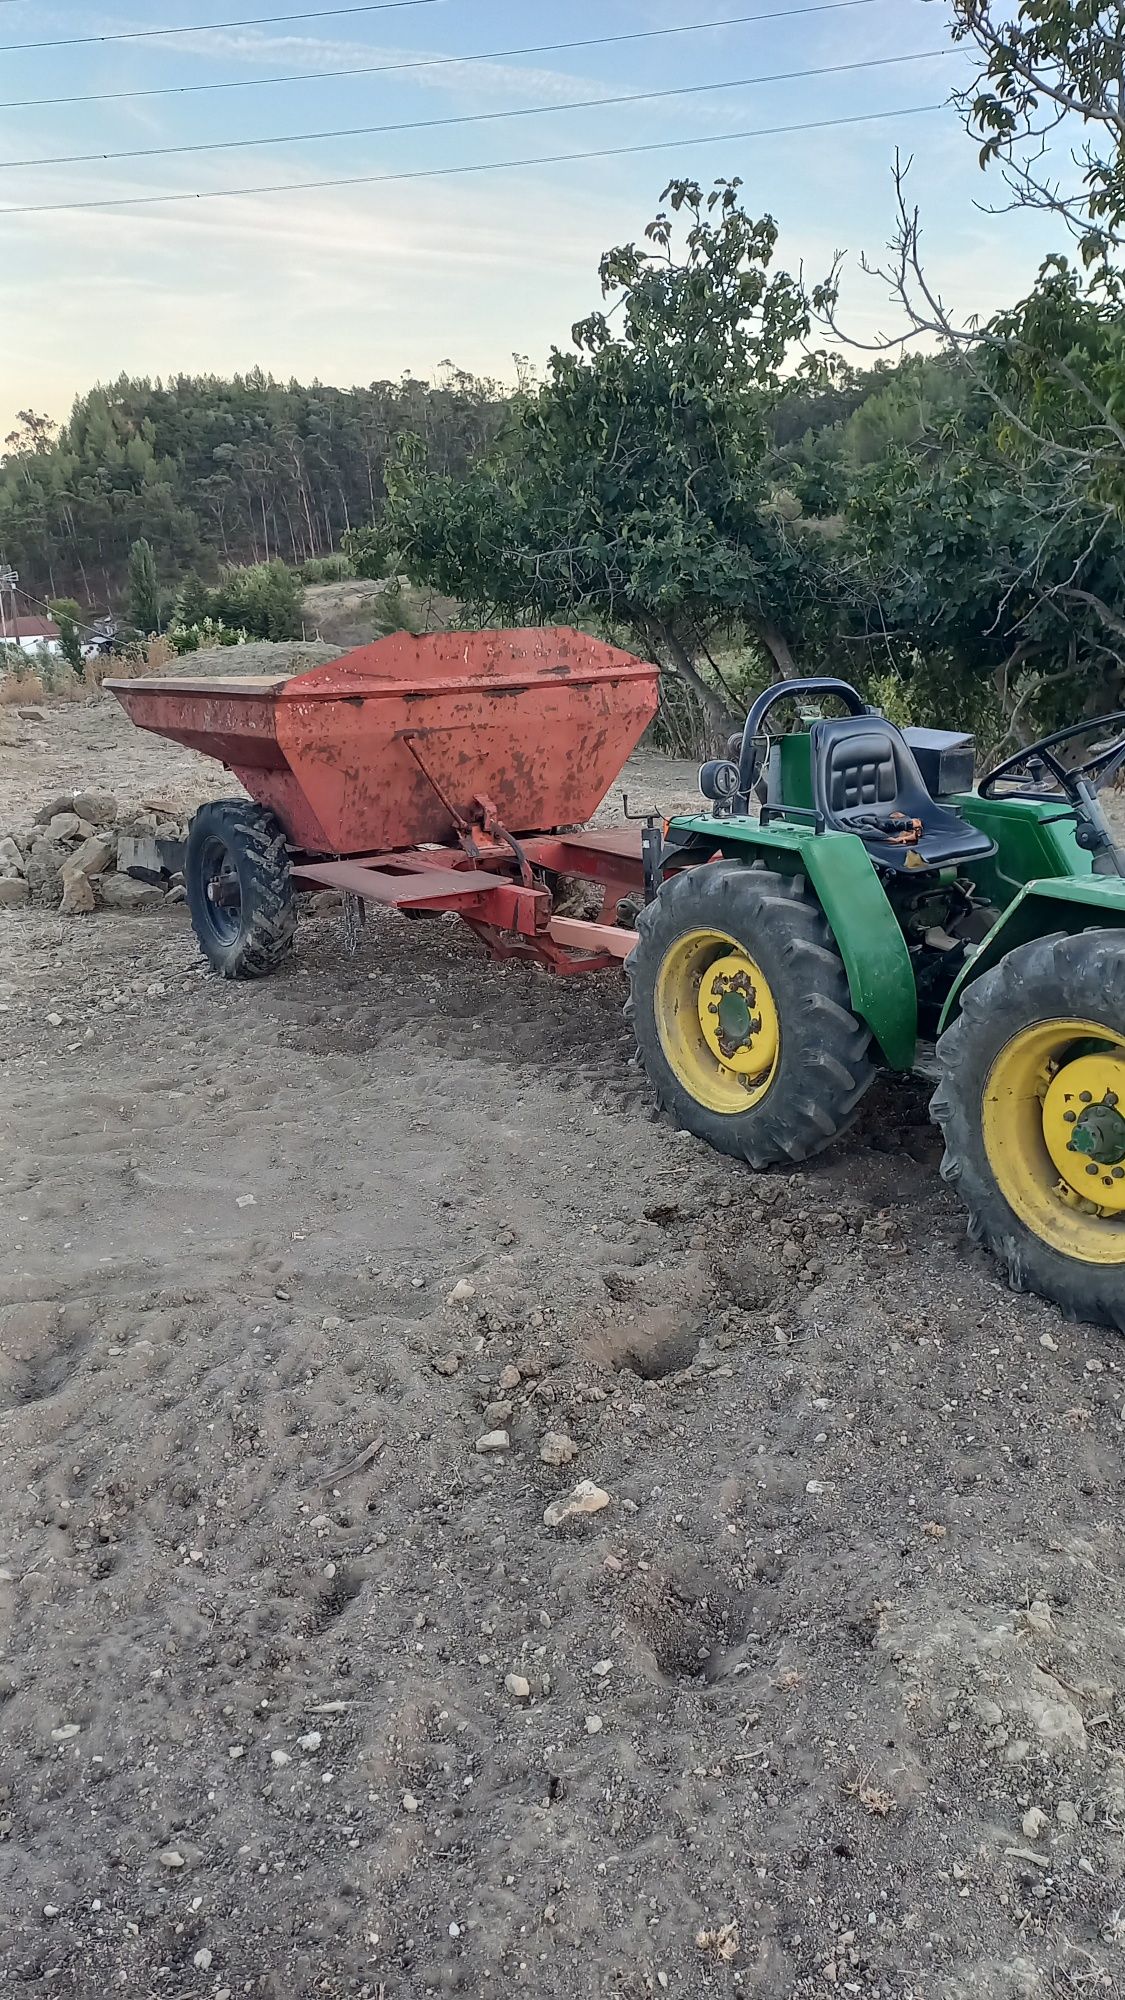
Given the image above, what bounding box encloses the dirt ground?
[301,581,460,653]
[1,680,1124,2000]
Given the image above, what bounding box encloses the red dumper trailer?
[107,628,661,978]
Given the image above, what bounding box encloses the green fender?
[667,815,918,1070]
[938,874,1125,1033]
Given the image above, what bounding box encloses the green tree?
[48,597,85,675]
[955,1,1125,274]
[127,537,161,634]
[805,2,1125,737]
[210,560,302,641]
[4,409,58,456]
[175,569,212,626]
[830,375,1125,750]
[841,5,1125,499]
[350,180,855,742]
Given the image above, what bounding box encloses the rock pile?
[0,790,191,916]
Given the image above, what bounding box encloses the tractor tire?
[185,799,297,980]
[932,931,1125,1331]
[625,862,875,1166]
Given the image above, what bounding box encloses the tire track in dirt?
[1,707,1124,1998]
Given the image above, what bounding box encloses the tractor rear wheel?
[185,799,296,979]
[932,931,1125,1329]
[626,862,875,1166]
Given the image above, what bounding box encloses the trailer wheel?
[625,861,874,1166]
[185,799,296,979]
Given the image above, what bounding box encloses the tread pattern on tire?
[932,929,1125,1330]
[186,798,297,980]
[625,861,875,1167]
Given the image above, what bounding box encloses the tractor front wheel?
[185,799,296,979]
[626,862,874,1166]
[932,931,1125,1329]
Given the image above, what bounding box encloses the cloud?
[165,25,625,109]
[0,146,626,426]
[0,135,613,262]
[0,0,1058,433]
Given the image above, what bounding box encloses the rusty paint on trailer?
[293,845,637,971]
[291,856,513,908]
[107,629,657,857]
[293,835,641,972]
[520,829,646,925]
[459,919,623,974]
[521,830,644,889]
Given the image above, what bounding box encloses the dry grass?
[0,662,86,703]
[845,1766,898,1817]
[83,636,176,688]
[0,637,178,704]
[695,1921,740,1964]
[0,669,46,705]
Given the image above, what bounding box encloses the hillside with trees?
[0,367,506,610]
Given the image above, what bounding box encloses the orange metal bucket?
[108,628,659,855]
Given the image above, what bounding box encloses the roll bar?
[735,678,868,803]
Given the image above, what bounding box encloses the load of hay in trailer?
[109,628,1125,1330]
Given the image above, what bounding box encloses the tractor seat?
[810,715,996,871]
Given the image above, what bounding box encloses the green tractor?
[626,677,1125,1330]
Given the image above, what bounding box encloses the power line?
[1,0,447,54]
[0,101,947,216]
[10,579,103,638]
[0,2,885,114]
[3,49,952,171]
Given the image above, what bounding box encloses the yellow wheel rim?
[655,928,780,1115]
[983,1018,1125,1265]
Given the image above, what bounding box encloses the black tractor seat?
[810,715,995,872]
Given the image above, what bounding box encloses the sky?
[0,0,1061,435]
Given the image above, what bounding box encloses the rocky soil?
[0,783,190,918]
[0,679,1123,2000]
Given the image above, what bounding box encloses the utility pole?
[0,561,17,643]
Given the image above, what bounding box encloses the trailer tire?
[625,861,874,1166]
[185,799,296,979]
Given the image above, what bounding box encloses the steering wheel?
[979,712,1125,800]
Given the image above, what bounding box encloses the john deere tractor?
[626,677,1125,1330]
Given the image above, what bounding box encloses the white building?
[3,614,62,656]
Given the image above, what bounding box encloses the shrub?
[175,571,212,627]
[168,616,248,655]
[167,562,302,643]
[867,658,1006,760]
[210,560,302,640]
[299,553,355,584]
